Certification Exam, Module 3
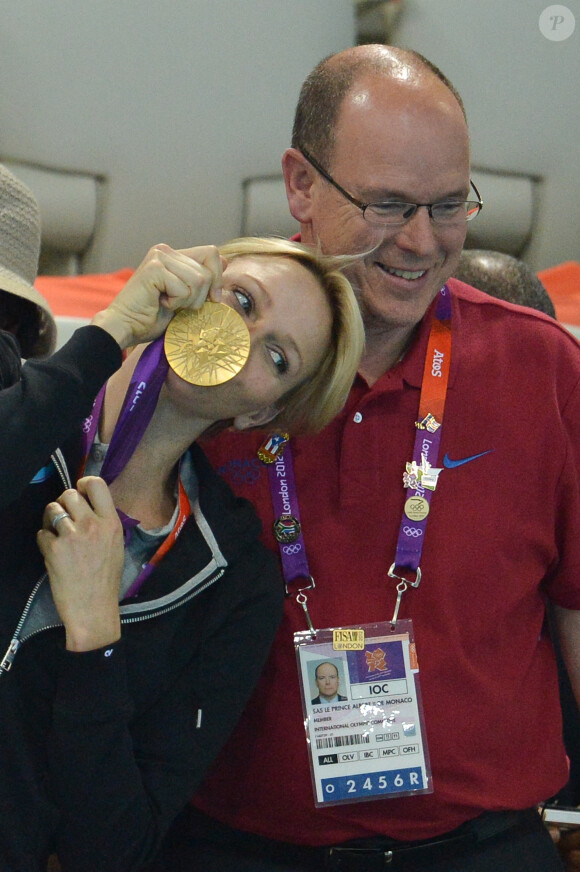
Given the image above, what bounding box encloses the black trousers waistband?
[160,806,546,871]
[324,809,538,870]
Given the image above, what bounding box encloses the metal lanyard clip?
[388,564,422,627]
[387,563,422,588]
[286,575,317,637]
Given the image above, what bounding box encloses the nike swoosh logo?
[443,450,493,469]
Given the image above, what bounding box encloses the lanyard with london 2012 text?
[261,434,315,632]
[80,336,192,598]
[387,285,452,624]
[261,286,453,633]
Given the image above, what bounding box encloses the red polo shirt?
[195,279,580,844]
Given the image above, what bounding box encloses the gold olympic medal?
[404,496,430,522]
[164,301,250,386]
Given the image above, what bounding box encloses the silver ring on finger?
[51,511,71,530]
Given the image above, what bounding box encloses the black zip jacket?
[0,330,284,871]
[0,325,122,508]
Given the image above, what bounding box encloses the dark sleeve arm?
[48,545,283,871]
[0,326,122,508]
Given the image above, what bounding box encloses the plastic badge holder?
[295,620,433,807]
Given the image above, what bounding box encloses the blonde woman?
[0,239,363,872]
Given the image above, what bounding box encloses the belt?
[324,808,540,871]
[168,806,542,871]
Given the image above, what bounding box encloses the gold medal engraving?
[164,302,250,386]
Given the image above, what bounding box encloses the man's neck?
[358,322,418,386]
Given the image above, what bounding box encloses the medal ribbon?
[80,335,192,598]
[81,336,168,484]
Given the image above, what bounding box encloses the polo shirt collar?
[363,290,447,394]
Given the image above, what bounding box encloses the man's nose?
[394,206,439,257]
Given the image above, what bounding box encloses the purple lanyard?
[81,337,168,485]
[267,445,311,586]
[80,337,185,597]
[266,288,453,629]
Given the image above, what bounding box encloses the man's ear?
[282,148,316,224]
[233,405,280,431]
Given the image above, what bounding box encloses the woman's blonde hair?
[218,237,364,435]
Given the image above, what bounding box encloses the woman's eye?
[269,348,288,374]
[233,289,252,315]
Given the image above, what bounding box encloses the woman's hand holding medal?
[90,244,226,350]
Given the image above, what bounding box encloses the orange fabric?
[34,261,580,327]
[538,261,580,326]
[34,269,134,319]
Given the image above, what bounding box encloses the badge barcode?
[315,733,371,750]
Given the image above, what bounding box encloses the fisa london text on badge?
[296,621,432,807]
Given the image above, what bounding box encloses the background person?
[0,166,241,509]
[0,237,363,872]
[0,163,57,364]
[453,248,556,317]
[160,45,580,872]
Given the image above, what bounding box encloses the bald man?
[162,45,580,872]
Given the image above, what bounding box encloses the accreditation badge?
[294,620,432,807]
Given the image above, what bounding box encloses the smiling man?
[160,45,580,872]
[284,49,473,383]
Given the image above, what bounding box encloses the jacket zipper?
[119,568,225,624]
[0,452,72,673]
[0,568,225,675]
[51,448,72,490]
[0,575,47,673]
